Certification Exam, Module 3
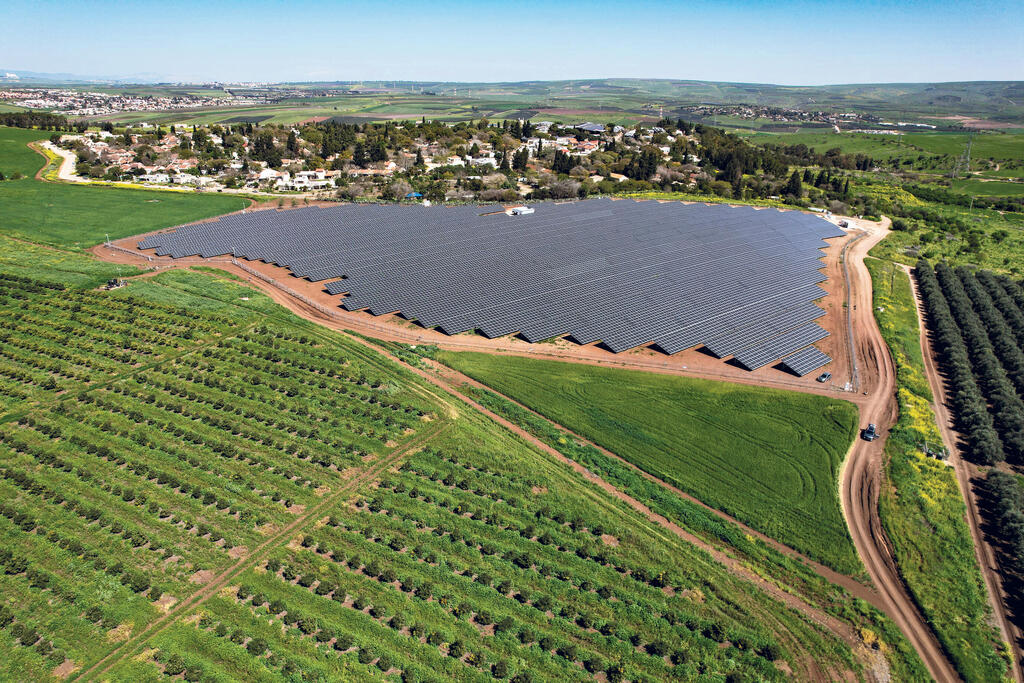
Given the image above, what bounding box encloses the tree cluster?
[0,111,81,131]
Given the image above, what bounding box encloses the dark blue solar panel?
[138,199,843,368]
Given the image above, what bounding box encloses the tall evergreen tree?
[786,170,803,197]
[353,142,367,168]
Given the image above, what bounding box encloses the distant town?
[0,87,276,117]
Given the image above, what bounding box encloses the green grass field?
[866,258,1008,682]
[0,127,246,248]
[747,130,1024,166]
[434,352,862,574]
[950,178,1024,196]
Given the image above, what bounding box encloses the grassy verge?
[434,351,862,575]
[866,256,1009,681]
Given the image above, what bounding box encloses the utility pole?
[964,133,973,175]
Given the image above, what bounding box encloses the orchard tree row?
[916,260,1024,465]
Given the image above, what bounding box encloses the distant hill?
[3,73,1020,124]
[285,79,1024,124]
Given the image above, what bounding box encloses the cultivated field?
[1,117,1000,679]
[0,127,246,248]
[433,352,862,574]
[106,412,867,682]
[747,130,1024,171]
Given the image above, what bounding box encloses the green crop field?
[950,178,1024,196]
[0,254,443,678]
[747,130,1024,165]
[108,412,867,682]
[865,258,1008,681]
[0,127,247,248]
[433,352,862,574]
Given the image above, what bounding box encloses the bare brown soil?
[154,595,177,612]
[904,265,1023,681]
[53,659,78,679]
[926,115,1019,130]
[189,569,215,585]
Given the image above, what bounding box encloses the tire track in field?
[74,421,448,682]
[838,219,961,682]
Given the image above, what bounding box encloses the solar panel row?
[139,198,844,369]
[779,346,832,376]
[732,322,830,371]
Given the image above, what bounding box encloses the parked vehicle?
[862,423,878,441]
[816,372,832,383]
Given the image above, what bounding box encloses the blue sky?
[3,0,1021,84]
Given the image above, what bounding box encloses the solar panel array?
[732,321,829,371]
[779,346,833,376]
[139,198,842,368]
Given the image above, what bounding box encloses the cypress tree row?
[934,262,1024,462]
[915,260,1004,464]
[996,274,1024,317]
[956,267,1024,400]
[982,470,1024,573]
[980,470,1024,611]
[975,270,1024,347]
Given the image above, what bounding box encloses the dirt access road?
[839,217,961,682]
[94,212,960,680]
[904,265,1022,682]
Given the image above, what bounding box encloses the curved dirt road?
[35,141,86,182]
[839,218,960,682]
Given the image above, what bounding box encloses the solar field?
[138,199,843,371]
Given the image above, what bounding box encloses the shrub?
[164,653,185,676]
